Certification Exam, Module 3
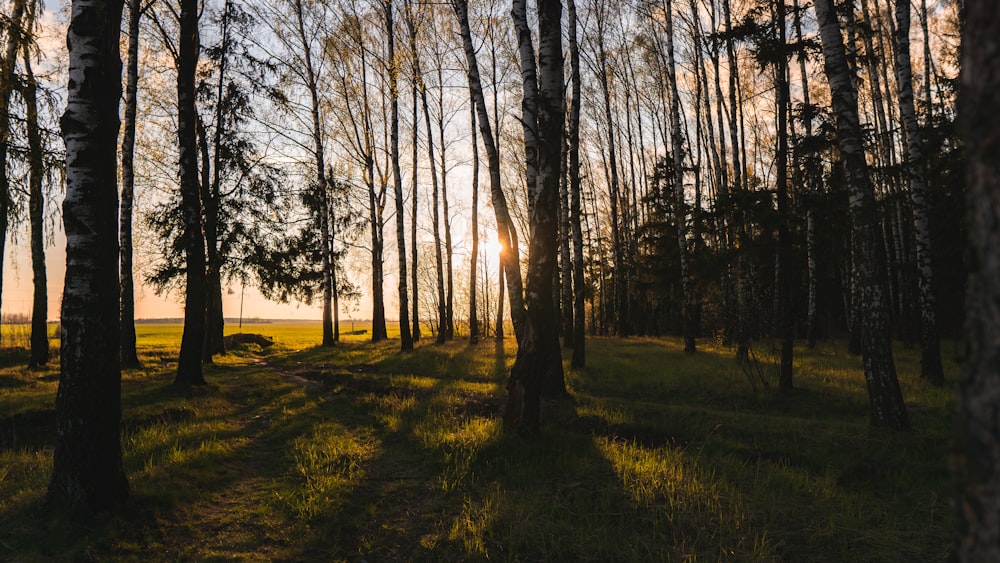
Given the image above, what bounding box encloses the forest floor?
[0,324,955,561]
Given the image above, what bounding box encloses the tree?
[404,0,422,342]
[468,79,480,344]
[21,3,49,368]
[0,0,27,334]
[119,0,144,368]
[452,0,526,342]
[590,1,628,337]
[566,0,585,368]
[954,0,1000,557]
[503,0,566,434]
[46,0,130,510]
[813,0,908,430]
[891,0,945,386]
[661,0,696,353]
[291,0,336,347]
[386,0,414,351]
[774,0,793,389]
[175,0,208,385]
[328,3,389,342]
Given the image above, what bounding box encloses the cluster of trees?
[8,0,1000,555]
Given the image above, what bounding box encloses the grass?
[0,324,955,561]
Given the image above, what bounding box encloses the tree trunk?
[441,114,455,340]
[663,0,696,353]
[918,0,933,124]
[119,0,142,368]
[594,9,627,337]
[955,2,1000,555]
[387,0,413,352]
[175,0,207,385]
[452,0,526,342]
[362,42,388,342]
[404,0,421,342]
[559,109,572,347]
[511,0,539,211]
[891,0,945,385]
[793,0,819,350]
[556,105,573,348]
[369,177,388,342]
[23,44,48,368]
[775,0,794,389]
[47,0,129,510]
[432,110,447,343]
[293,0,334,347]
[330,198,340,342]
[504,0,566,434]
[568,0,585,369]
[201,131,223,360]
[469,81,480,344]
[406,12,446,344]
[814,0,908,430]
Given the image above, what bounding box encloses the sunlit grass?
[281,423,379,519]
[0,326,956,560]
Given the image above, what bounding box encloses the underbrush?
[0,326,955,561]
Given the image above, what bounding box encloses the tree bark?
[23,42,48,368]
[594,8,628,337]
[954,1,1000,556]
[119,0,142,368]
[775,0,794,389]
[292,0,335,347]
[47,0,130,510]
[203,0,230,360]
[175,0,207,385]
[404,0,421,342]
[559,111,572,347]
[568,0,585,368]
[469,81,480,344]
[891,0,945,385]
[431,103,446,343]
[504,0,566,434]
[452,0,526,342]
[792,0,819,350]
[814,0,908,430]
[440,103,455,340]
[386,0,413,352]
[663,0,696,353]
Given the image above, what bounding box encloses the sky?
[7,0,499,323]
[1,226,326,321]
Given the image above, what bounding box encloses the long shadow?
[3,336,952,561]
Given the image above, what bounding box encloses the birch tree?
[568,0,585,368]
[891,0,945,385]
[814,0,908,430]
[119,0,143,367]
[386,0,414,351]
[452,0,526,342]
[504,0,566,434]
[47,0,130,510]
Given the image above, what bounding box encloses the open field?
[1,324,955,560]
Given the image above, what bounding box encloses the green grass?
[0,325,955,561]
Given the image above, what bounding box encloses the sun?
[485,235,504,258]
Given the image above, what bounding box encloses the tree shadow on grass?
[0,336,953,561]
